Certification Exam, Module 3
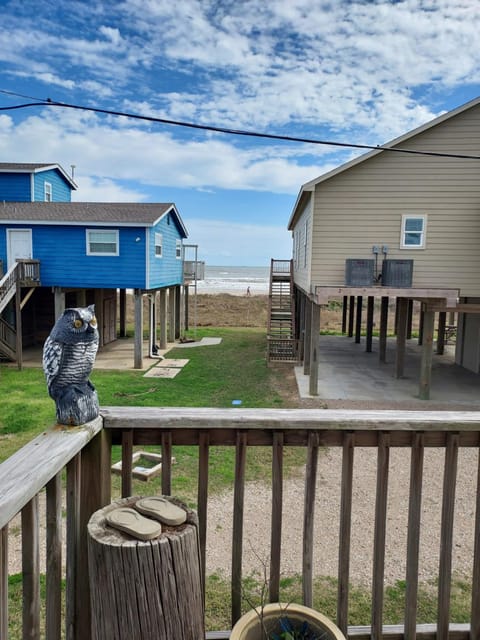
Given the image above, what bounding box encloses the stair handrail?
[0,261,19,296]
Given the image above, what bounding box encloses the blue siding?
[0,174,32,201]
[33,169,72,202]
[147,213,184,289]
[1,224,149,289]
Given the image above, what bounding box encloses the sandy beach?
[188,293,269,327]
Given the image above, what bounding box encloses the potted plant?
[230,602,346,640]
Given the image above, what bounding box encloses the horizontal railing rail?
[17,258,40,285]
[102,407,480,640]
[1,408,480,639]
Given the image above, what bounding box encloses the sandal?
[105,507,162,540]
[135,496,187,526]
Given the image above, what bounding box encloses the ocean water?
[195,265,270,294]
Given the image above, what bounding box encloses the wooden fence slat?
[231,431,247,626]
[269,431,283,602]
[46,473,62,640]
[405,433,425,639]
[121,430,133,498]
[471,439,480,640]
[1,525,8,640]
[337,432,354,635]
[372,432,390,640]
[78,428,112,640]
[161,431,173,496]
[438,433,459,639]
[198,431,210,597]
[66,454,81,640]
[22,495,40,640]
[302,431,319,607]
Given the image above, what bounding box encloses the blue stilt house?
[0,163,189,368]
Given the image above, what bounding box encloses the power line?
[1,90,480,160]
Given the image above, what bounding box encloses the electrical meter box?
[345,259,375,286]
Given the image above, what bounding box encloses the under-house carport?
[298,285,460,400]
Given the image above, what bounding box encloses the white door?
[7,229,33,268]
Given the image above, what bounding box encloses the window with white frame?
[86,229,119,255]
[155,233,163,257]
[401,215,426,249]
[176,239,182,259]
[44,182,52,202]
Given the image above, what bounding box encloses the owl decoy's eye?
[74,319,83,329]
[90,316,98,327]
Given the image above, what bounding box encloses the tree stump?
[88,496,204,640]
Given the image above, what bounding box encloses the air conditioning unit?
[382,259,413,287]
[345,259,375,286]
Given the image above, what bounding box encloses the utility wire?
[1,91,480,160]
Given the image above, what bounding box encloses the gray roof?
[0,162,78,189]
[0,163,54,171]
[0,201,187,235]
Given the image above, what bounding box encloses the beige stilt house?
[287,96,480,399]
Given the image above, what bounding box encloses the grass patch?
[204,573,473,632]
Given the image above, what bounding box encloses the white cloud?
[2,0,479,142]
[71,175,147,202]
[0,109,326,195]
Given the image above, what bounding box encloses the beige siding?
[292,192,312,292]
[304,104,480,296]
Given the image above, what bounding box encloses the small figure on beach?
[246,286,251,296]
[43,305,99,426]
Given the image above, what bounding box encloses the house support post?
[379,296,389,363]
[341,296,348,334]
[54,287,65,321]
[348,296,355,337]
[436,311,446,355]
[407,299,413,340]
[366,296,374,353]
[418,305,424,346]
[184,285,189,331]
[175,285,181,339]
[15,277,22,370]
[148,294,157,357]
[395,297,408,379]
[119,289,127,338]
[133,290,143,369]
[159,289,167,349]
[303,297,312,375]
[167,287,175,343]
[308,303,321,396]
[355,296,362,344]
[419,308,435,400]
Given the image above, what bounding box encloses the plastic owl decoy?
[43,304,100,426]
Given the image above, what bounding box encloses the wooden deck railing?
[1,408,480,639]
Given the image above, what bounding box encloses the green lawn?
[1,326,473,634]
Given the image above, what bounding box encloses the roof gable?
[288,95,480,229]
[0,163,78,190]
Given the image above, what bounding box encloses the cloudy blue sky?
[1,0,479,265]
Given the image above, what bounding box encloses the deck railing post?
[269,431,284,603]
[22,495,41,640]
[231,431,247,627]
[471,439,480,640]
[77,427,112,640]
[302,431,319,607]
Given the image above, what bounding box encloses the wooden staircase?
[0,260,40,363]
[267,259,298,363]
